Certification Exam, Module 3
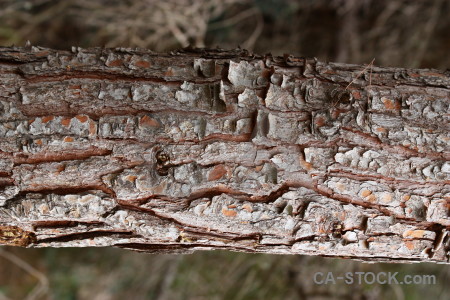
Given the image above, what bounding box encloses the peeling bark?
[0,46,449,263]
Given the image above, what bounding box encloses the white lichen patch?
[0,158,13,173]
[15,158,125,191]
[426,200,450,226]
[342,204,367,230]
[199,142,256,166]
[366,216,395,235]
[265,84,298,111]
[0,121,28,137]
[370,113,403,128]
[304,147,335,170]
[343,231,358,242]
[0,100,24,121]
[237,88,260,108]
[98,84,131,101]
[5,193,114,221]
[175,82,199,104]
[333,146,446,182]
[0,186,19,206]
[267,113,304,142]
[270,152,303,172]
[132,83,171,102]
[27,115,94,137]
[228,60,265,88]
[99,116,137,138]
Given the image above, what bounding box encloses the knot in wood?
[156,150,170,164]
[155,150,170,176]
[330,88,353,107]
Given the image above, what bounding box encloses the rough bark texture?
[0,46,449,264]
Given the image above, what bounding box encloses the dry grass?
[0,0,448,68]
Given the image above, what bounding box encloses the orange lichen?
[404,241,415,250]
[134,60,151,68]
[403,230,425,239]
[317,227,326,234]
[64,136,74,142]
[299,156,313,171]
[89,121,97,135]
[382,98,395,110]
[315,116,326,127]
[382,98,401,110]
[361,189,372,197]
[76,115,88,123]
[139,115,159,127]
[42,116,54,123]
[255,165,263,172]
[208,165,227,181]
[352,91,362,99]
[107,59,123,67]
[35,139,43,146]
[55,164,66,174]
[366,194,377,202]
[242,203,253,213]
[222,207,237,217]
[125,175,137,182]
[403,194,411,201]
[336,183,346,192]
[61,118,72,126]
[381,193,393,203]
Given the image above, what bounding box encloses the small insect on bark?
[155,149,170,176]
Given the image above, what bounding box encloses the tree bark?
[0,46,448,263]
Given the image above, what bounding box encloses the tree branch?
[0,46,448,263]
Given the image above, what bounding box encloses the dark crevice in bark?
[23,71,221,85]
[37,230,135,244]
[115,242,258,254]
[32,220,104,228]
[13,148,113,164]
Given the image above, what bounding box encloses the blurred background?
[0,0,449,299]
[0,0,449,68]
